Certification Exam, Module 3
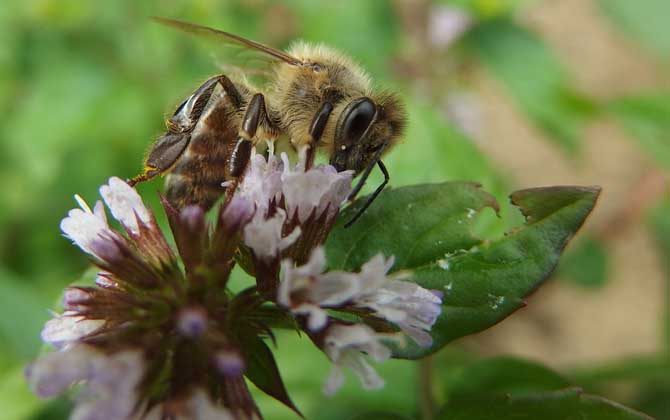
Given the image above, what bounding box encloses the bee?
[129,18,406,226]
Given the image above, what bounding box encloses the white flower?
[238,151,283,216]
[279,248,359,331]
[353,255,443,347]
[41,311,105,350]
[238,149,353,224]
[322,324,392,395]
[60,177,159,263]
[280,154,353,223]
[60,194,120,261]
[99,177,152,234]
[279,248,442,345]
[243,210,300,260]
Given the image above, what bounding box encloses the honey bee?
[129,18,406,226]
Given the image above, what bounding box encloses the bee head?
[331,93,406,174]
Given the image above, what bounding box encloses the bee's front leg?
[230,93,271,178]
[304,102,334,169]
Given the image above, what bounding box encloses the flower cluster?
[27,150,442,419]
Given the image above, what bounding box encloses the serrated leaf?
[326,183,599,358]
[244,337,302,418]
[437,388,653,420]
[447,356,571,399]
[464,19,597,154]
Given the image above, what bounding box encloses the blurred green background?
[0,0,668,419]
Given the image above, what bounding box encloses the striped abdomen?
[165,97,241,210]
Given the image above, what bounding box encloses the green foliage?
[446,356,571,398]
[436,357,653,419]
[607,92,670,169]
[349,412,411,420]
[599,0,670,59]
[558,235,609,288]
[245,337,301,416]
[463,19,597,154]
[327,183,600,358]
[438,388,652,420]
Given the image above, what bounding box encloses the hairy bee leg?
[129,74,244,187]
[230,93,268,177]
[176,74,243,131]
[127,167,162,187]
[305,102,334,169]
[344,160,389,228]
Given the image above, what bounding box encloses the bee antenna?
[344,160,389,228]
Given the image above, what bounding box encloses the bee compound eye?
[342,98,376,143]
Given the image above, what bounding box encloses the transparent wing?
[153,17,302,75]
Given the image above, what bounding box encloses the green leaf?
[447,357,571,399]
[463,19,597,154]
[598,0,670,58]
[349,412,411,420]
[244,337,302,418]
[0,269,53,359]
[437,388,653,420]
[558,235,609,288]
[607,92,670,169]
[326,183,600,358]
[0,366,46,420]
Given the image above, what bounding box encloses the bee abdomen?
[166,146,232,210]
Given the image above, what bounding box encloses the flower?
[280,153,353,223]
[32,177,250,419]
[40,311,104,350]
[243,210,300,261]
[351,255,443,347]
[322,324,392,395]
[27,346,144,419]
[30,149,442,418]
[239,149,354,224]
[279,248,442,346]
[278,248,359,331]
[279,247,442,393]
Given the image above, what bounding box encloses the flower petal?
[26,345,100,398]
[244,210,299,260]
[99,177,151,234]
[41,312,104,349]
[321,324,391,394]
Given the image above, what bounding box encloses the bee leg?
[173,74,243,132]
[305,102,334,169]
[127,171,151,187]
[230,93,268,178]
[344,160,389,228]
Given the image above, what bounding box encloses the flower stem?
[418,355,435,420]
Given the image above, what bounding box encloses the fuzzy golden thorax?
[268,43,406,174]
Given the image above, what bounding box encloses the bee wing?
[152,17,302,72]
